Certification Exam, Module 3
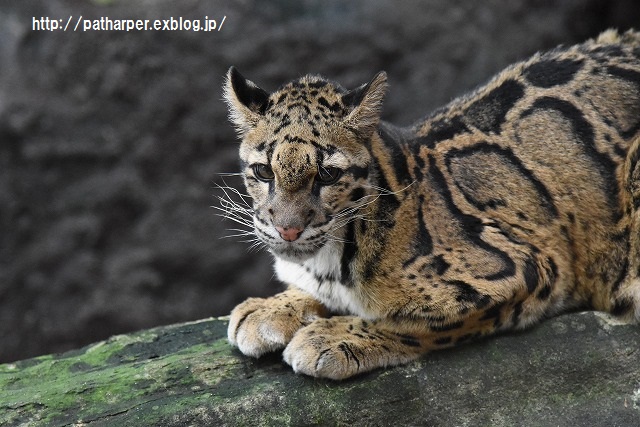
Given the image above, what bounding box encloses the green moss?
[0,321,229,426]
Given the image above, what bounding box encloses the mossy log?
[1,312,640,426]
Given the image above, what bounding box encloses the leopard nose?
[275,225,304,242]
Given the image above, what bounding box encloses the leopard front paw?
[283,317,424,380]
[283,318,368,380]
[227,290,326,358]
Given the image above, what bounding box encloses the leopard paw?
[283,317,423,380]
[283,317,371,380]
[227,289,327,358]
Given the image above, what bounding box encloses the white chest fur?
[274,243,376,319]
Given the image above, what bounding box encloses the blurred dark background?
[1,0,639,363]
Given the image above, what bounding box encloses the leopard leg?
[228,287,328,357]
[282,306,522,380]
[283,247,560,379]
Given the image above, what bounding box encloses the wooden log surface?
[1,312,639,426]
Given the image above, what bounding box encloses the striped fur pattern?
[223,30,640,379]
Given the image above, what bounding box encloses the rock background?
[0,0,639,363]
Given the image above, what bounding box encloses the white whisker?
[213,178,265,252]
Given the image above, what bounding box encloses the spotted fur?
[223,29,640,379]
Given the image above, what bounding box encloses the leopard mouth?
[253,224,323,261]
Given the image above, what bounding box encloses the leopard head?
[223,67,387,262]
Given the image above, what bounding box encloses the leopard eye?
[316,166,342,185]
[252,163,275,181]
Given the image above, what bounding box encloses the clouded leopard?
[222,29,640,380]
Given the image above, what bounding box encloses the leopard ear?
[342,71,388,138]
[223,67,270,137]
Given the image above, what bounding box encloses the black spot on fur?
[428,155,517,281]
[524,257,539,293]
[414,115,470,149]
[318,96,342,113]
[340,221,357,286]
[434,337,453,345]
[431,321,464,332]
[413,166,424,182]
[524,58,584,88]
[432,254,450,275]
[414,197,433,250]
[400,338,421,347]
[403,196,433,268]
[390,332,420,348]
[611,297,633,316]
[413,156,429,182]
[273,116,291,134]
[346,165,369,180]
[522,97,621,220]
[445,143,558,218]
[314,270,339,285]
[349,187,365,202]
[548,256,558,280]
[308,81,328,89]
[361,159,401,280]
[379,124,412,183]
[479,303,504,327]
[464,79,524,134]
[536,285,552,300]
[374,159,401,226]
[605,66,640,138]
[446,280,492,309]
[511,302,523,325]
[590,44,626,59]
[276,93,287,105]
[611,257,629,293]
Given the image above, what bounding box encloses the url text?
[32,16,226,32]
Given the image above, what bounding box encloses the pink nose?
[275,226,304,242]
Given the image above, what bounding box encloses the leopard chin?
[270,245,319,263]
